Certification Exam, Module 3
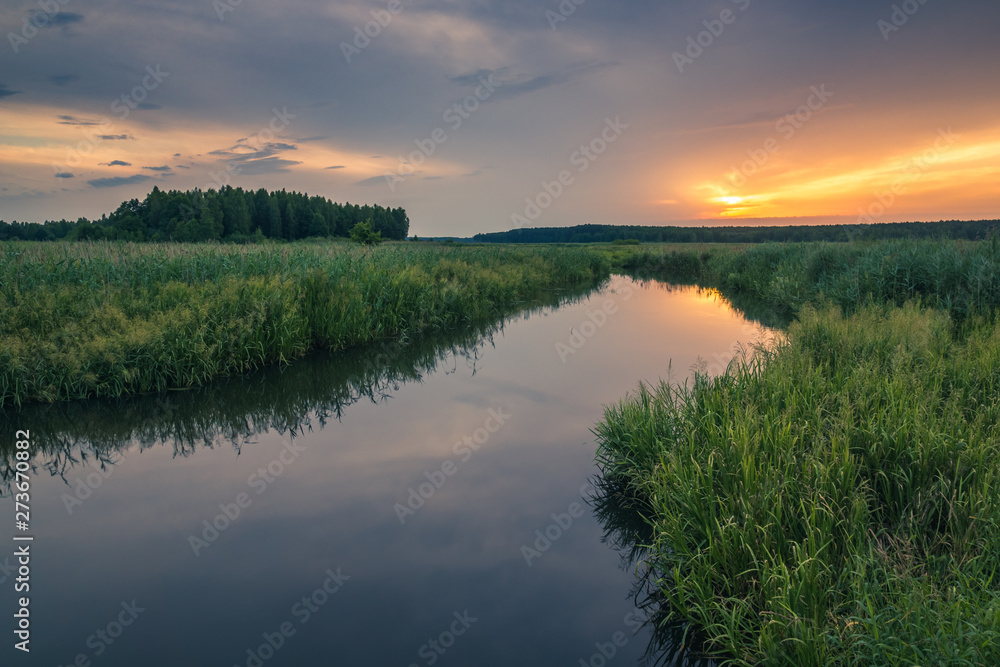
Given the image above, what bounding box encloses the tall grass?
[0,241,610,406]
[620,237,1000,321]
[597,238,1000,665]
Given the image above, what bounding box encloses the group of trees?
[472,220,1000,244]
[0,186,409,242]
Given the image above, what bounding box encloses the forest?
[472,220,1000,244]
[0,186,409,242]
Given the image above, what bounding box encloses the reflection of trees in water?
[0,285,594,490]
[624,273,791,331]
[590,475,722,667]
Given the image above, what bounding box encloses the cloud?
[87,174,151,188]
[207,138,302,174]
[54,172,74,178]
[100,160,132,167]
[297,136,329,143]
[472,61,618,100]
[355,175,391,187]
[137,103,161,110]
[39,12,84,28]
[99,134,134,140]
[57,115,101,126]
[325,165,345,170]
[236,157,302,175]
[0,85,19,99]
[449,69,497,87]
[210,141,298,162]
[143,165,172,172]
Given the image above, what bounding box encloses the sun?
[716,196,745,206]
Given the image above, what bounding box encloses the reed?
[620,237,1000,321]
[596,237,1000,665]
[0,241,610,406]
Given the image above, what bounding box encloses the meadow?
[0,240,609,406]
[597,238,1000,665]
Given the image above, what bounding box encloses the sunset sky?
[1,0,999,236]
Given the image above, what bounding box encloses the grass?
[0,289,595,485]
[619,238,1000,320]
[595,238,1000,665]
[0,240,610,406]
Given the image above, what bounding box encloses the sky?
[1,0,999,236]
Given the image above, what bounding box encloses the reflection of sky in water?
[1,276,770,666]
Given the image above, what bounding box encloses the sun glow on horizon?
[692,126,1000,221]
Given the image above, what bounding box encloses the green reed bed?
[598,238,1000,665]
[0,241,610,406]
[620,237,1000,320]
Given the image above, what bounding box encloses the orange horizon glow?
[687,125,1000,222]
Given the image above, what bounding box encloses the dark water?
[0,276,769,666]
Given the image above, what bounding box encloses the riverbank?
[596,238,1000,665]
[0,241,610,406]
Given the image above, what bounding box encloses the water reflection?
[0,286,594,486]
[590,475,722,666]
[625,274,792,330]
[0,276,771,666]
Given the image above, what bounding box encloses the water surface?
[1,276,769,666]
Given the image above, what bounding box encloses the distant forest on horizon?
[3,192,999,246]
[472,220,1000,244]
[0,186,410,242]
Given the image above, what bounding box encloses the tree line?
[0,186,409,242]
[472,220,1000,244]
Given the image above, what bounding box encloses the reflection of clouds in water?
[0,274,770,666]
[0,285,595,484]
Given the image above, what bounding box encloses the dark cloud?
[54,172,74,178]
[325,165,345,170]
[87,174,151,188]
[99,134,134,140]
[143,165,172,172]
[100,160,132,167]
[297,136,329,143]
[137,103,161,110]
[0,85,19,99]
